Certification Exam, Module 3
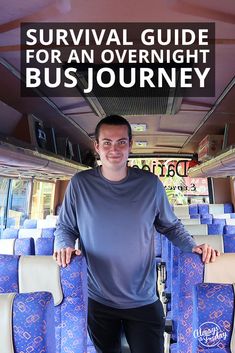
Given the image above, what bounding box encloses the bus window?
[31,180,55,220]
[0,177,9,235]
[8,179,31,228]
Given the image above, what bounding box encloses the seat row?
[173,202,234,218]
[0,237,54,255]
[156,228,235,352]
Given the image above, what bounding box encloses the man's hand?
[192,243,220,264]
[53,247,81,267]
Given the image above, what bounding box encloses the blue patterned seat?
[189,204,198,215]
[198,204,209,215]
[223,233,235,252]
[35,237,54,255]
[0,238,35,255]
[2,228,19,239]
[176,253,235,353]
[41,227,56,238]
[22,219,37,229]
[223,225,235,235]
[0,255,88,353]
[192,283,234,352]
[0,291,56,353]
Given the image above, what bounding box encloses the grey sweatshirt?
[54,166,196,309]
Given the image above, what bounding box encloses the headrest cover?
[209,204,224,215]
[19,256,63,306]
[0,239,16,255]
[174,205,189,217]
[204,253,235,284]
[185,224,208,236]
[193,235,224,253]
[0,293,16,353]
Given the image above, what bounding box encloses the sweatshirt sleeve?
[154,179,196,252]
[54,177,79,251]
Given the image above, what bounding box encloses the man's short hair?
[95,115,132,142]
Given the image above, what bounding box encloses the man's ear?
[94,140,99,154]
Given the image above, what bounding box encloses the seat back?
[177,253,235,353]
[35,237,54,255]
[0,238,35,255]
[173,205,190,218]
[2,228,19,239]
[0,255,88,353]
[22,219,37,229]
[193,283,235,352]
[0,292,56,353]
[184,224,208,235]
[193,234,224,253]
[181,218,200,225]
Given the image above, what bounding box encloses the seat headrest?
[193,235,224,253]
[0,239,16,255]
[185,224,208,235]
[0,293,16,353]
[18,256,63,306]
[204,253,235,284]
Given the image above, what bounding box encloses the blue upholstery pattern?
[212,218,226,226]
[0,255,88,353]
[193,283,234,352]
[13,292,56,353]
[189,204,198,215]
[23,219,37,229]
[177,253,204,353]
[224,203,234,213]
[223,234,235,253]
[2,228,19,239]
[154,232,162,257]
[14,238,35,255]
[223,225,235,235]
[198,204,209,215]
[0,254,19,293]
[41,227,56,238]
[35,238,54,255]
[208,224,223,235]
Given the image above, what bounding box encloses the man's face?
[94,124,132,171]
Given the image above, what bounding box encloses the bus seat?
[0,238,35,255]
[154,232,162,257]
[223,234,235,252]
[198,204,209,215]
[18,228,42,241]
[212,218,226,225]
[177,253,235,353]
[209,204,224,215]
[192,234,224,254]
[14,238,35,255]
[0,255,88,353]
[226,218,235,225]
[200,216,212,224]
[35,238,54,255]
[224,203,234,213]
[208,224,223,235]
[22,219,37,229]
[212,212,231,219]
[181,218,200,225]
[2,228,19,239]
[189,204,198,215]
[190,214,200,219]
[184,224,208,235]
[173,205,190,218]
[192,283,234,353]
[0,291,55,353]
[223,225,235,235]
[41,227,56,238]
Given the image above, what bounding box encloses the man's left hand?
[192,243,220,263]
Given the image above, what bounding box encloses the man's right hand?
[53,247,81,267]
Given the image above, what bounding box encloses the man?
[54,115,219,353]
